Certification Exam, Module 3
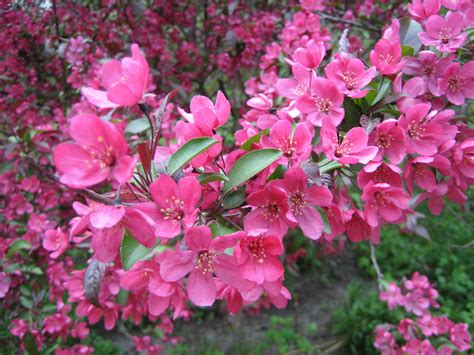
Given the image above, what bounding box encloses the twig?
[452,241,474,249]
[370,242,384,291]
[319,12,381,33]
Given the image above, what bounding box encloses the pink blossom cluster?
[375,273,472,354]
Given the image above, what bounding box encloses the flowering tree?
[1,0,473,353]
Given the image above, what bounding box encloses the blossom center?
[407,121,425,140]
[160,196,184,221]
[372,191,387,207]
[289,191,307,216]
[335,140,354,157]
[314,98,332,113]
[277,137,297,157]
[248,238,266,263]
[342,71,358,90]
[421,66,434,76]
[448,75,465,92]
[196,250,216,275]
[379,54,394,64]
[262,203,280,221]
[376,133,393,149]
[294,83,307,96]
[438,27,452,43]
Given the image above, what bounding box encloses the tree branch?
[319,12,381,33]
[370,242,384,291]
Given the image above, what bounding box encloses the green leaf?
[210,221,238,237]
[20,296,33,309]
[372,79,391,106]
[167,137,219,175]
[125,117,150,134]
[341,98,362,131]
[240,129,270,151]
[29,267,43,275]
[401,45,414,57]
[399,17,423,52]
[198,172,229,184]
[318,160,342,173]
[24,331,39,355]
[116,289,129,305]
[222,190,246,209]
[316,207,332,235]
[267,164,285,181]
[120,234,153,271]
[7,239,32,257]
[224,149,282,192]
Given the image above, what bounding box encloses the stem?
[370,242,384,291]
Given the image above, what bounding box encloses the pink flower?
[408,0,441,22]
[235,235,284,284]
[54,114,136,188]
[243,184,289,238]
[321,123,378,165]
[291,41,326,70]
[402,339,436,354]
[398,318,416,340]
[82,44,149,108]
[403,51,453,95]
[369,119,406,164]
[217,282,244,315]
[442,0,470,10]
[71,203,156,262]
[295,77,345,127]
[345,209,375,243]
[398,103,443,156]
[432,316,454,335]
[362,182,410,227]
[418,12,467,53]
[11,319,28,338]
[178,91,230,131]
[71,322,89,339]
[374,325,396,353]
[438,61,474,105]
[417,314,438,336]
[86,302,118,330]
[159,226,246,307]
[369,39,405,75]
[325,52,376,98]
[263,120,312,164]
[277,167,333,240]
[452,138,474,179]
[120,259,184,318]
[395,77,428,113]
[404,155,450,193]
[146,174,201,239]
[43,228,69,259]
[450,323,471,351]
[380,282,404,309]
[382,19,401,44]
[0,272,10,298]
[357,162,403,189]
[276,63,315,100]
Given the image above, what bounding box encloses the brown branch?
[319,12,381,33]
